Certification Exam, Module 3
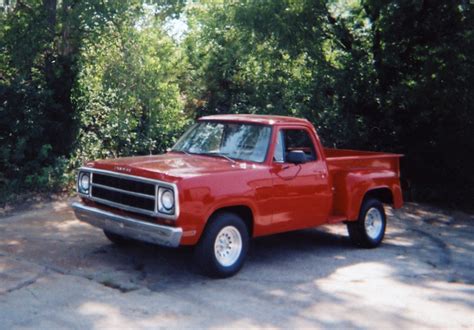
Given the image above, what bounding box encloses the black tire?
[103,229,133,246]
[194,212,249,278]
[347,198,386,248]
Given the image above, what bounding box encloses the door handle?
[314,170,327,179]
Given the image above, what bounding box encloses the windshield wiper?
[200,152,237,164]
[170,149,190,155]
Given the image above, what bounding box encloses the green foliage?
[0,0,472,207]
[0,0,187,200]
[182,1,375,149]
[183,0,474,206]
[359,0,474,204]
[73,15,188,163]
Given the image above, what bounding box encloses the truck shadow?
[71,222,473,328]
[78,225,364,291]
[92,223,425,292]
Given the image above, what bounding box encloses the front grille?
[93,173,155,195]
[92,186,155,211]
[91,172,157,215]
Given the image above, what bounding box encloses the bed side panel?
[328,156,403,220]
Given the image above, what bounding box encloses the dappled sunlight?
[404,213,423,221]
[52,202,71,212]
[267,288,287,297]
[319,223,346,236]
[311,264,474,328]
[64,259,473,329]
[385,207,394,215]
[0,238,25,255]
[47,219,89,232]
[0,258,14,273]
[0,199,473,328]
[320,262,394,281]
[79,302,141,329]
[78,300,276,329]
[385,236,415,247]
[209,319,277,329]
[1,239,21,247]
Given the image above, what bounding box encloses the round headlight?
[79,173,90,191]
[161,189,174,210]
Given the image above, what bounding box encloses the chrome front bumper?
[72,202,182,247]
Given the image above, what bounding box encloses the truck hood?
[87,152,262,182]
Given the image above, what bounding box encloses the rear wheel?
[347,198,386,248]
[194,212,249,278]
[103,230,132,246]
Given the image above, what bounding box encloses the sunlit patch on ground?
[0,200,472,328]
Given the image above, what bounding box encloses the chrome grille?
[92,185,155,212]
[92,173,156,196]
[78,167,179,220]
[90,171,158,216]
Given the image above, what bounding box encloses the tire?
[347,198,386,248]
[194,212,249,278]
[103,229,132,246]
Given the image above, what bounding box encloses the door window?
[273,129,317,162]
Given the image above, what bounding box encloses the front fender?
[176,169,272,245]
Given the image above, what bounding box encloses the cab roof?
[198,114,310,126]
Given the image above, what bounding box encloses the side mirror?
[287,150,306,164]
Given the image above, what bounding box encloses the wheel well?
[210,205,254,237]
[364,188,394,205]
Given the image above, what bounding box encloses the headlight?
[159,187,175,213]
[78,172,90,194]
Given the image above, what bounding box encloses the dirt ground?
[0,198,473,329]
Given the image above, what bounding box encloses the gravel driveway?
[1,199,473,329]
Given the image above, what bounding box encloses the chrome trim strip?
[81,167,172,186]
[91,182,156,200]
[72,202,182,247]
[89,172,93,197]
[154,184,159,213]
[77,167,180,220]
[88,191,158,217]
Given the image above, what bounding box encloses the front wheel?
[194,212,249,278]
[347,198,386,248]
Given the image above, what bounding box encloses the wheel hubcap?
[214,226,242,267]
[364,207,383,240]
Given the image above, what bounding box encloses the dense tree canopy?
[0,0,473,207]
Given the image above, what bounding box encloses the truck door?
[270,127,332,231]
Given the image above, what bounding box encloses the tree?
[0,0,186,195]
[73,10,188,161]
[0,0,472,207]
[183,0,474,205]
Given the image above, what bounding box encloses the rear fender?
[333,170,402,221]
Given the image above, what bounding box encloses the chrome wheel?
[364,207,383,240]
[214,225,242,267]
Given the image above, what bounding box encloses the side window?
[282,129,317,162]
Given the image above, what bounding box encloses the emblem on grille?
[114,166,132,173]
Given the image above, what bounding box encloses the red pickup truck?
[72,114,403,277]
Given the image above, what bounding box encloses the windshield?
[172,121,272,163]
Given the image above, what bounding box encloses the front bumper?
[72,202,182,247]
